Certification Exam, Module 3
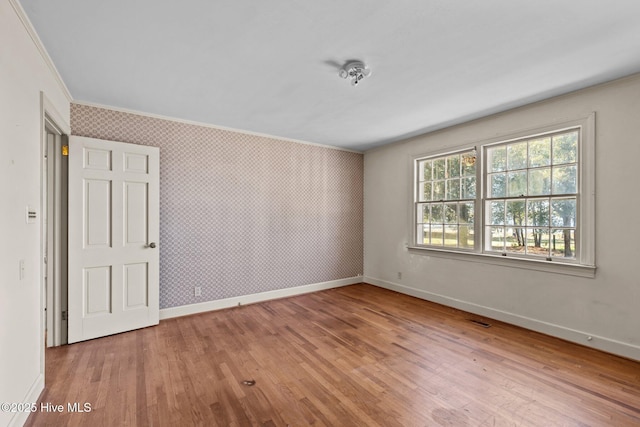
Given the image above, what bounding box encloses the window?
[416,149,477,249]
[485,130,578,260]
[412,115,595,275]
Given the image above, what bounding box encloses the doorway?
[42,116,68,347]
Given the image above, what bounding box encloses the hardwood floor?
[27,284,640,426]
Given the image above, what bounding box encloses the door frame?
[40,92,70,351]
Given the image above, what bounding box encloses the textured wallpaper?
[71,104,363,309]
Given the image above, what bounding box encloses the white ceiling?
[19,1,640,151]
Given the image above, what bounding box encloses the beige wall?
[0,2,71,426]
[71,103,364,310]
[364,73,640,361]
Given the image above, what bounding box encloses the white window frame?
[409,113,595,278]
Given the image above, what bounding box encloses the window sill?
[407,246,596,278]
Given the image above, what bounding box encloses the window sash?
[415,148,478,250]
[482,195,578,261]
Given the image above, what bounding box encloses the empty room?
[2,1,640,426]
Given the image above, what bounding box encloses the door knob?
[148,242,157,248]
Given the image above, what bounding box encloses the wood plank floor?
[27,284,640,426]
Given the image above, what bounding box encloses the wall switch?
[194,286,201,297]
[25,206,37,224]
[19,260,25,280]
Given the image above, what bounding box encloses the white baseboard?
[364,276,640,362]
[8,374,44,427]
[160,276,362,320]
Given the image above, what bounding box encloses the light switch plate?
[26,206,37,224]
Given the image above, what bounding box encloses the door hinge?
[62,145,69,156]
[61,310,67,321]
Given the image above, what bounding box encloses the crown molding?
[9,0,73,102]
[72,100,363,154]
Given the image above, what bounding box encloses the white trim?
[7,374,44,427]
[407,246,596,278]
[40,92,71,352]
[160,276,362,320]
[9,0,73,102]
[364,276,640,362]
[41,92,71,135]
[72,100,363,154]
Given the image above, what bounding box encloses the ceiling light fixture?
[338,61,371,86]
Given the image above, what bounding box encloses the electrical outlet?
[194,286,201,297]
[397,272,402,280]
[19,260,25,280]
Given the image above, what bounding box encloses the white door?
[68,136,159,343]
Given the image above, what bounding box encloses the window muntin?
[416,150,477,249]
[484,129,579,260]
